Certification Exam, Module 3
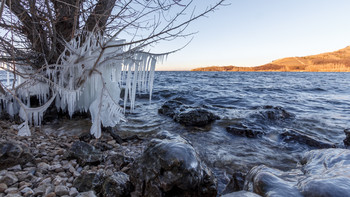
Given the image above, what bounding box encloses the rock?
[174,108,219,126]
[222,191,262,197]
[158,100,183,118]
[7,165,21,171]
[343,128,350,146]
[66,141,104,165]
[73,172,105,193]
[280,129,335,148]
[20,187,34,197]
[54,185,69,196]
[0,183,8,193]
[4,194,22,197]
[69,187,79,197]
[130,131,217,196]
[222,172,246,194]
[226,124,264,138]
[4,187,18,194]
[244,149,350,197]
[45,192,56,197]
[76,191,97,197]
[0,172,18,186]
[159,100,219,127]
[0,141,34,170]
[251,105,294,122]
[101,172,132,197]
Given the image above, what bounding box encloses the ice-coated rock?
[130,130,217,196]
[101,172,131,197]
[244,148,350,197]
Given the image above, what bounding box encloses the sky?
[154,0,350,71]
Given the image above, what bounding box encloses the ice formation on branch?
[0,32,162,138]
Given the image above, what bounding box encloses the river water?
[116,71,350,192]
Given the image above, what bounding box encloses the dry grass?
[192,46,350,72]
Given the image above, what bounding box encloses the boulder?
[66,141,103,165]
[0,141,34,170]
[159,100,219,127]
[73,172,105,193]
[130,131,217,196]
[250,105,294,123]
[244,149,350,197]
[280,129,335,148]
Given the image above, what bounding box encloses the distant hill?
[191,46,350,72]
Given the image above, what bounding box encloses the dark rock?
[280,129,335,148]
[245,149,350,197]
[93,142,114,151]
[159,100,219,127]
[158,100,183,118]
[251,105,294,122]
[73,172,105,193]
[66,141,103,165]
[0,141,34,170]
[343,128,350,147]
[79,132,94,142]
[226,124,264,138]
[130,131,217,196]
[101,172,132,197]
[174,108,220,126]
[106,154,134,171]
[222,172,246,194]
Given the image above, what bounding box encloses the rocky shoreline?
[1,103,350,197]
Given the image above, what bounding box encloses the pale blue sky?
[154,0,350,71]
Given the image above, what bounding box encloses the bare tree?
[0,0,226,137]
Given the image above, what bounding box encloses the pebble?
[0,172,18,186]
[76,191,97,197]
[45,192,56,197]
[69,187,79,197]
[55,185,69,196]
[0,183,8,193]
[7,165,22,171]
[4,187,18,194]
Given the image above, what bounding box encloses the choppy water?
[117,71,350,192]
[2,71,350,192]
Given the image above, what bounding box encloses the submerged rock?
[226,124,264,138]
[159,100,219,127]
[0,141,34,170]
[251,105,294,122]
[244,148,350,197]
[66,141,104,165]
[280,129,335,148]
[130,131,217,196]
[343,128,350,147]
[222,172,247,194]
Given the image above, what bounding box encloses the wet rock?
[245,149,350,197]
[222,172,246,194]
[130,131,217,196]
[101,172,132,197]
[343,128,350,147]
[79,132,94,142]
[159,100,219,127]
[252,105,294,121]
[222,191,262,197]
[174,108,219,126]
[158,100,183,118]
[226,124,264,138]
[66,141,103,165]
[280,129,335,148]
[0,141,34,170]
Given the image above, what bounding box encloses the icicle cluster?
[0,32,161,138]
